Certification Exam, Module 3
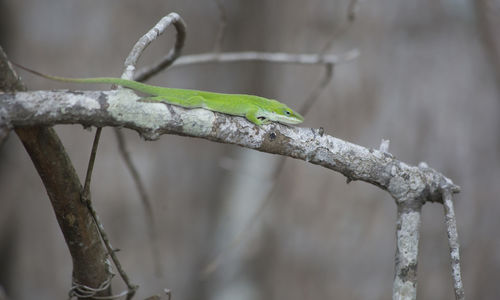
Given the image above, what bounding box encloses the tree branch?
[393,201,422,300]
[443,189,465,300]
[1,89,460,203]
[15,127,114,300]
[167,49,359,68]
[0,47,112,299]
[128,13,186,82]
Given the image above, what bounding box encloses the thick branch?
[15,127,112,299]
[0,47,112,298]
[1,89,459,203]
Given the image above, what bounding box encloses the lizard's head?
[257,101,304,125]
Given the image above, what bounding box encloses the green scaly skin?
[14,64,304,126]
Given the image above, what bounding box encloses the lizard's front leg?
[245,109,269,126]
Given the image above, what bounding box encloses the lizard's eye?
[285,110,291,115]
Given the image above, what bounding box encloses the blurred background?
[1,0,499,299]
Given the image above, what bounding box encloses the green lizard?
[14,63,304,126]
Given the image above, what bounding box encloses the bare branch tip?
[379,139,390,152]
[124,13,187,81]
[418,161,429,169]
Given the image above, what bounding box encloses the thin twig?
[212,0,227,53]
[81,127,102,205]
[127,13,187,82]
[167,50,359,68]
[298,0,360,115]
[84,200,138,299]
[76,124,139,298]
[320,0,360,54]
[443,188,466,300]
[299,63,334,116]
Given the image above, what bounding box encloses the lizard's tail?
[11,61,167,96]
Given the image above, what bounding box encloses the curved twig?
[126,13,187,82]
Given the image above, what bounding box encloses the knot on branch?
[388,162,460,207]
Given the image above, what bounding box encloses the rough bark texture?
[393,203,422,300]
[1,89,459,204]
[15,127,111,298]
